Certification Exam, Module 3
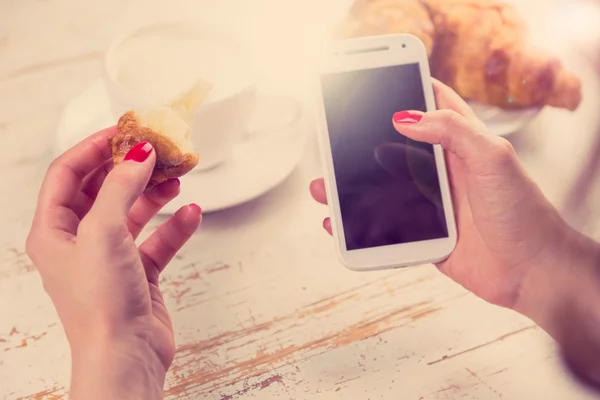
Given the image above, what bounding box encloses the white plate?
[468,101,542,136]
[55,81,309,214]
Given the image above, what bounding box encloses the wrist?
[516,226,600,390]
[70,333,167,400]
[514,224,600,338]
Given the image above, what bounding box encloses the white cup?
[103,20,264,171]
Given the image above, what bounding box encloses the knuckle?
[77,215,104,237]
[127,216,144,236]
[473,117,488,131]
[41,276,54,295]
[25,232,38,259]
[105,168,131,189]
[25,233,35,255]
[488,137,516,164]
[157,225,180,253]
[438,110,464,129]
[140,251,161,273]
[104,165,147,194]
[25,232,47,275]
[46,156,64,175]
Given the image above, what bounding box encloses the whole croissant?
[340,0,582,111]
[425,0,581,110]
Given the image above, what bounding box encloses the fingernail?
[393,111,423,125]
[189,203,202,213]
[124,141,153,162]
[173,178,181,187]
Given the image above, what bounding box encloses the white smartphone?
[314,34,457,271]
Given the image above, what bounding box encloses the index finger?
[35,126,116,233]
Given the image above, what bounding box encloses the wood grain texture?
[1,0,600,399]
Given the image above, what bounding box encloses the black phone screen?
[321,63,449,251]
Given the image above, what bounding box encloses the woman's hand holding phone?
[310,80,600,352]
[392,79,571,311]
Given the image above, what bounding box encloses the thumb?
[392,109,515,167]
[431,78,486,129]
[88,141,156,224]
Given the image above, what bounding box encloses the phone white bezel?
[314,34,457,272]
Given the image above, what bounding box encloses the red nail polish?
[124,141,153,162]
[393,111,423,124]
[190,203,202,213]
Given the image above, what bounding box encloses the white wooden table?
[2,0,600,399]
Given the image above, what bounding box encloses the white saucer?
[55,81,309,214]
[468,101,542,136]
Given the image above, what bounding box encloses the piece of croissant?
[338,0,436,56]
[109,80,211,189]
[423,0,582,110]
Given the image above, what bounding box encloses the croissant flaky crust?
[110,111,199,189]
[340,0,582,111]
